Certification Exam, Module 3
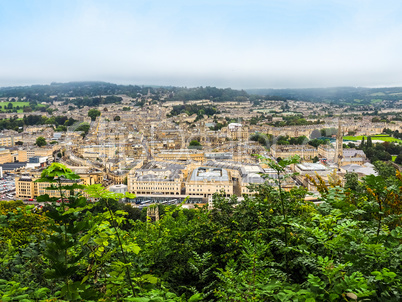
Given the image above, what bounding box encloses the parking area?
[0,175,16,200]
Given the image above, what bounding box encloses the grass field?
[0,101,30,113]
[0,102,45,113]
[343,135,402,143]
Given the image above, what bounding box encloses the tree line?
[250,133,330,148]
[0,115,77,132]
[167,104,218,118]
[165,86,249,103]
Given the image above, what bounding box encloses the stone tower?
[200,121,206,143]
[147,205,159,222]
[334,119,343,168]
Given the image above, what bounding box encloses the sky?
[1,0,402,89]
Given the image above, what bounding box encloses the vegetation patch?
[343,135,402,143]
[0,101,30,112]
[1,160,402,301]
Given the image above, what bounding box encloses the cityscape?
[0,83,399,206]
[1,1,402,301]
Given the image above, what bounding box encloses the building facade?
[186,166,233,198]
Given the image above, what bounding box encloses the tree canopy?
[0,161,402,301]
[189,140,201,146]
[35,136,47,147]
[88,108,101,121]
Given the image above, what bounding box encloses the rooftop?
[297,163,328,171]
[1,162,27,170]
[189,167,230,182]
[342,163,377,176]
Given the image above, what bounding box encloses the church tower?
[334,119,343,168]
[200,121,206,143]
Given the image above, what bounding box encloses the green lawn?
[343,135,366,141]
[0,101,30,113]
[343,135,402,143]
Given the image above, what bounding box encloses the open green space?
[0,101,30,113]
[0,101,45,113]
[0,101,30,107]
[343,134,402,143]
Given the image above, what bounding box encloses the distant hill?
[2,82,402,106]
[0,82,251,103]
[0,82,148,100]
[246,87,402,105]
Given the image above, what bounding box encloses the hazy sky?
[1,0,402,89]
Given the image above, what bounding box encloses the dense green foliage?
[0,161,402,301]
[75,123,91,135]
[383,128,402,140]
[0,82,252,106]
[189,140,201,147]
[355,137,397,162]
[88,109,101,121]
[395,154,402,164]
[165,86,248,102]
[250,133,329,148]
[35,136,47,147]
[0,115,77,132]
[0,82,149,100]
[269,115,324,127]
[167,105,218,118]
[250,132,272,147]
[308,138,331,148]
[65,96,123,108]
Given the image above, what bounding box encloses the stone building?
[0,134,23,147]
[226,123,249,141]
[127,161,185,196]
[15,175,84,199]
[186,166,233,198]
